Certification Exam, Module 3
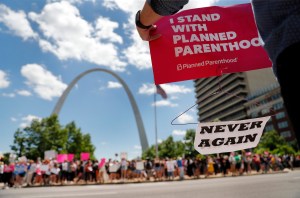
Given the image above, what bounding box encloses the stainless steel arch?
[51,68,149,152]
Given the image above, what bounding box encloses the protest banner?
[44,150,57,160]
[40,164,49,172]
[80,152,90,161]
[67,154,74,162]
[57,154,68,163]
[99,158,106,168]
[136,161,144,170]
[18,156,27,162]
[194,116,270,154]
[149,3,272,84]
[109,164,120,173]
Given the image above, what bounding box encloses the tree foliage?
[142,129,197,159]
[254,130,296,155]
[183,129,198,158]
[142,129,298,159]
[10,115,95,160]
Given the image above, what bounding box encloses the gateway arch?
[51,68,149,152]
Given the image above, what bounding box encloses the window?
[265,125,274,132]
[278,121,288,129]
[280,131,291,138]
[262,109,270,115]
[275,112,285,120]
[271,93,281,101]
[251,112,258,117]
[273,102,283,110]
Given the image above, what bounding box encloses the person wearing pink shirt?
[3,162,14,189]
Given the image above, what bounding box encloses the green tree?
[142,145,156,159]
[10,129,27,157]
[62,121,96,159]
[11,115,96,160]
[183,129,198,158]
[142,129,200,159]
[159,136,177,158]
[254,130,296,154]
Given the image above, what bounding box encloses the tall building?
[244,83,296,142]
[194,68,296,142]
[194,68,277,122]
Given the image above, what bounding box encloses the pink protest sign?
[67,154,74,162]
[149,3,272,84]
[98,158,106,168]
[57,154,67,163]
[80,152,90,161]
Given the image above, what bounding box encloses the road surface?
[1,170,299,198]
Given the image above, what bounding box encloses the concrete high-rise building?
[194,68,277,122]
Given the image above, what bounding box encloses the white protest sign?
[44,150,57,160]
[40,164,49,172]
[109,164,120,173]
[136,161,144,170]
[194,116,270,155]
[120,152,127,160]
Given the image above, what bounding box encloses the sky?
[0,0,249,160]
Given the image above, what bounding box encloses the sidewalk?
[1,168,298,189]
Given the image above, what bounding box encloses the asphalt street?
[1,170,300,198]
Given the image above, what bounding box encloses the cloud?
[11,117,17,122]
[28,1,126,71]
[2,93,15,98]
[16,90,32,96]
[102,0,220,70]
[94,17,123,44]
[139,83,192,107]
[0,4,37,40]
[139,83,192,96]
[162,84,192,94]
[172,129,186,136]
[107,81,122,89]
[177,113,195,124]
[184,0,220,10]
[20,114,41,128]
[21,64,67,101]
[47,0,96,4]
[133,145,141,150]
[0,70,10,88]
[152,100,178,107]
[102,0,152,70]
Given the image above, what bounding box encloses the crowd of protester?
[0,151,299,189]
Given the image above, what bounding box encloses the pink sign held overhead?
[67,154,74,162]
[149,3,272,84]
[57,154,67,163]
[98,158,106,168]
[80,152,90,161]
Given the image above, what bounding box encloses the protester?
[176,157,185,180]
[136,0,300,148]
[26,160,36,186]
[0,161,4,184]
[144,157,153,180]
[3,162,14,189]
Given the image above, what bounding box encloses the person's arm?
[136,2,162,41]
[136,0,189,41]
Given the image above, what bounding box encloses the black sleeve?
[146,0,189,16]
